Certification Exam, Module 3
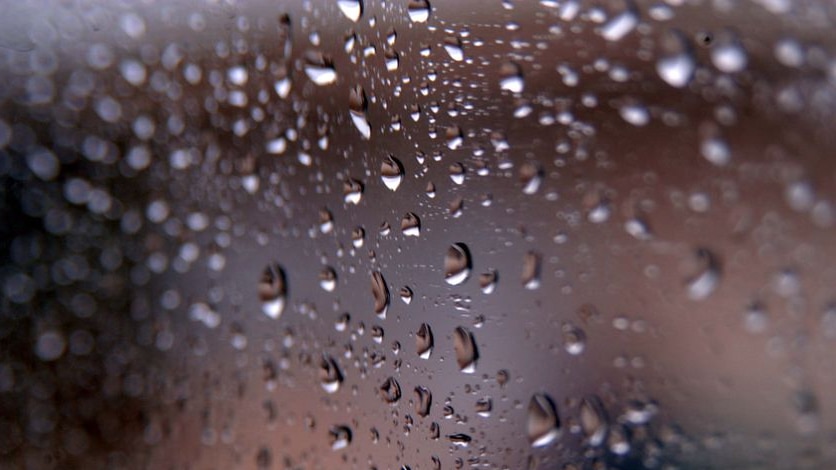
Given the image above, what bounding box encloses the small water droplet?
[381,155,405,191]
[401,212,421,237]
[446,433,472,446]
[259,263,287,319]
[453,326,478,373]
[443,36,464,61]
[600,10,638,42]
[352,226,365,248]
[304,52,337,86]
[329,425,352,450]
[685,248,721,301]
[522,251,541,290]
[416,323,434,359]
[349,85,371,140]
[407,0,431,23]
[520,162,542,195]
[656,30,695,88]
[320,267,337,292]
[527,393,560,447]
[711,31,747,73]
[335,312,350,331]
[475,397,493,417]
[320,354,344,393]
[400,286,414,304]
[380,377,402,403]
[319,208,334,234]
[580,395,608,447]
[499,62,525,93]
[444,243,472,286]
[371,325,384,344]
[415,386,432,417]
[619,102,650,127]
[562,324,586,355]
[371,271,390,318]
[343,178,364,205]
[479,270,498,294]
[337,0,363,22]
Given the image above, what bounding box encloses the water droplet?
[580,395,608,447]
[381,155,405,191]
[371,271,390,318]
[449,196,464,217]
[400,286,414,304]
[343,178,364,205]
[379,221,392,236]
[479,270,498,294]
[600,10,638,42]
[443,37,464,61]
[700,136,731,166]
[562,324,586,355]
[380,377,402,403]
[352,226,365,248]
[519,162,543,194]
[319,208,334,234]
[497,369,510,386]
[415,386,432,417]
[304,52,337,86]
[416,323,434,359]
[453,326,478,373]
[349,85,371,140]
[499,62,524,93]
[407,0,431,22]
[259,263,287,319]
[35,331,65,361]
[320,267,337,292]
[401,212,421,237]
[371,325,384,344]
[527,393,560,447]
[619,103,650,127]
[624,218,652,240]
[329,425,352,450]
[522,251,541,290]
[447,433,472,446]
[711,31,748,73]
[335,312,350,332]
[475,397,493,417]
[608,425,631,455]
[429,421,440,439]
[446,127,464,150]
[320,354,344,393]
[685,248,721,301]
[337,0,363,22]
[656,30,695,88]
[444,243,472,286]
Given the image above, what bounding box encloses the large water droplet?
[319,354,344,393]
[444,243,472,286]
[304,52,337,86]
[401,212,421,237]
[416,323,434,359]
[371,271,390,318]
[349,85,371,140]
[380,377,402,403]
[259,263,287,319]
[414,386,432,417]
[443,36,464,61]
[407,0,431,23]
[453,326,478,373]
[337,0,363,22]
[381,155,405,191]
[527,393,560,447]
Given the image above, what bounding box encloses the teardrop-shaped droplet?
[304,52,337,86]
[349,85,371,139]
[335,312,350,332]
[319,354,344,393]
[329,425,352,450]
[401,212,421,237]
[416,322,434,359]
[499,61,524,93]
[685,248,721,300]
[579,395,608,447]
[381,155,404,191]
[414,386,432,417]
[337,0,363,22]
[352,226,365,248]
[319,208,334,234]
[445,127,464,150]
[448,162,466,184]
[380,376,402,403]
[384,48,399,71]
[407,0,431,23]
[319,267,337,292]
[444,243,472,286]
[370,325,384,344]
[343,178,364,205]
[475,397,493,417]
[371,271,390,318]
[448,196,463,217]
[453,326,478,373]
[259,263,287,319]
[522,251,541,290]
[527,393,560,447]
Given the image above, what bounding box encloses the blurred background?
[2,0,836,468]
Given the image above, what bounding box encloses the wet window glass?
[1,0,836,468]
